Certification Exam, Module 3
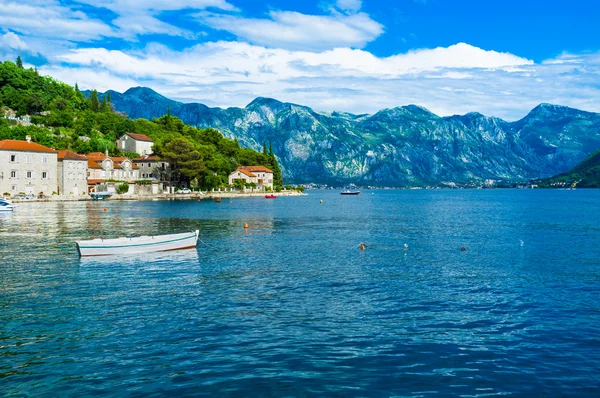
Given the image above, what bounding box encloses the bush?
[2,192,10,197]
[116,183,129,194]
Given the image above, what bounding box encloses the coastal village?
[0,133,280,201]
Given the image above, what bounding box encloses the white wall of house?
[0,150,58,196]
[228,170,274,190]
[118,135,153,155]
[58,159,88,195]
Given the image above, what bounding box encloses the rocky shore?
[10,190,307,203]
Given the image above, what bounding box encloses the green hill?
[537,149,600,188]
[0,59,282,189]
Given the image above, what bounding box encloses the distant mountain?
[537,149,600,188]
[97,87,600,186]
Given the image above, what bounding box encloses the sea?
[1,189,599,396]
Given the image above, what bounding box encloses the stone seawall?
[10,191,307,203]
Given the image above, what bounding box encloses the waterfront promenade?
[9,190,306,203]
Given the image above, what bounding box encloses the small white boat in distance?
[0,197,14,212]
[76,230,199,257]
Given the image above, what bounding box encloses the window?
[10,171,17,178]
[11,185,16,191]
[42,156,47,164]
[10,154,16,162]
[26,171,32,179]
[42,172,48,179]
[148,163,151,167]
[27,155,33,163]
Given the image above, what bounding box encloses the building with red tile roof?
[228,166,274,190]
[0,136,58,197]
[57,150,88,196]
[117,132,154,156]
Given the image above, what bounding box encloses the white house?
[86,152,140,191]
[228,166,273,190]
[0,136,58,197]
[117,133,154,156]
[57,149,88,196]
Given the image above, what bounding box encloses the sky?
[1,0,599,120]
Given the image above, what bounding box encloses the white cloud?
[0,1,116,41]
[45,41,600,120]
[74,0,237,13]
[195,10,384,51]
[336,0,362,13]
[0,32,29,51]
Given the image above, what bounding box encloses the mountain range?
[96,87,600,186]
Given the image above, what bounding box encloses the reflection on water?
[1,191,600,396]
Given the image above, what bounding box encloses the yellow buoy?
[244,222,249,229]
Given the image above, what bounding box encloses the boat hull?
[76,230,199,257]
[340,191,360,195]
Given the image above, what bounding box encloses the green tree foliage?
[0,59,280,189]
[89,89,99,112]
[16,56,23,69]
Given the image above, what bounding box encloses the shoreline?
[9,190,307,203]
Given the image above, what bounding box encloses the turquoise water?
[1,190,600,396]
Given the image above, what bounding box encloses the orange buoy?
[244,222,249,229]
[103,208,107,212]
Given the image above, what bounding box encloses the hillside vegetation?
[0,59,282,189]
[537,149,600,188]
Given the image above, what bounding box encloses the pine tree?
[107,92,111,103]
[16,56,23,69]
[89,89,99,112]
[263,142,268,156]
[100,96,109,112]
[75,83,80,93]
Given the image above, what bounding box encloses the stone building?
[86,152,140,185]
[133,154,170,191]
[117,133,154,156]
[0,136,58,197]
[228,166,274,190]
[57,150,88,196]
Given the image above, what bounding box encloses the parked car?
[177,188,192,194]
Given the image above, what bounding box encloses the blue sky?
[1,0,599,119]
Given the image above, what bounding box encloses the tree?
[89,89,99,112]
[100,96,110,112]
[160,137,206,189]
[263,142,268,156]
[107,91,111,103]
[16,56,23,69]
[26,93,46,114]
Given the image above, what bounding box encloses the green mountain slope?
[537,149,600,188]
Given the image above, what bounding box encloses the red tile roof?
[133,154,161,162]
[88,159,102,169]
[0,139,57,153]
[87,179,106,185]
[240,165,273,173]
[57,149,87,160]
[237,169,256,177]
[86,152,106,160]
[125,133,153,142]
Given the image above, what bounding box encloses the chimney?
[26,135,31,143]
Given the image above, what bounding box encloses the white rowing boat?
[76,230,199,257]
